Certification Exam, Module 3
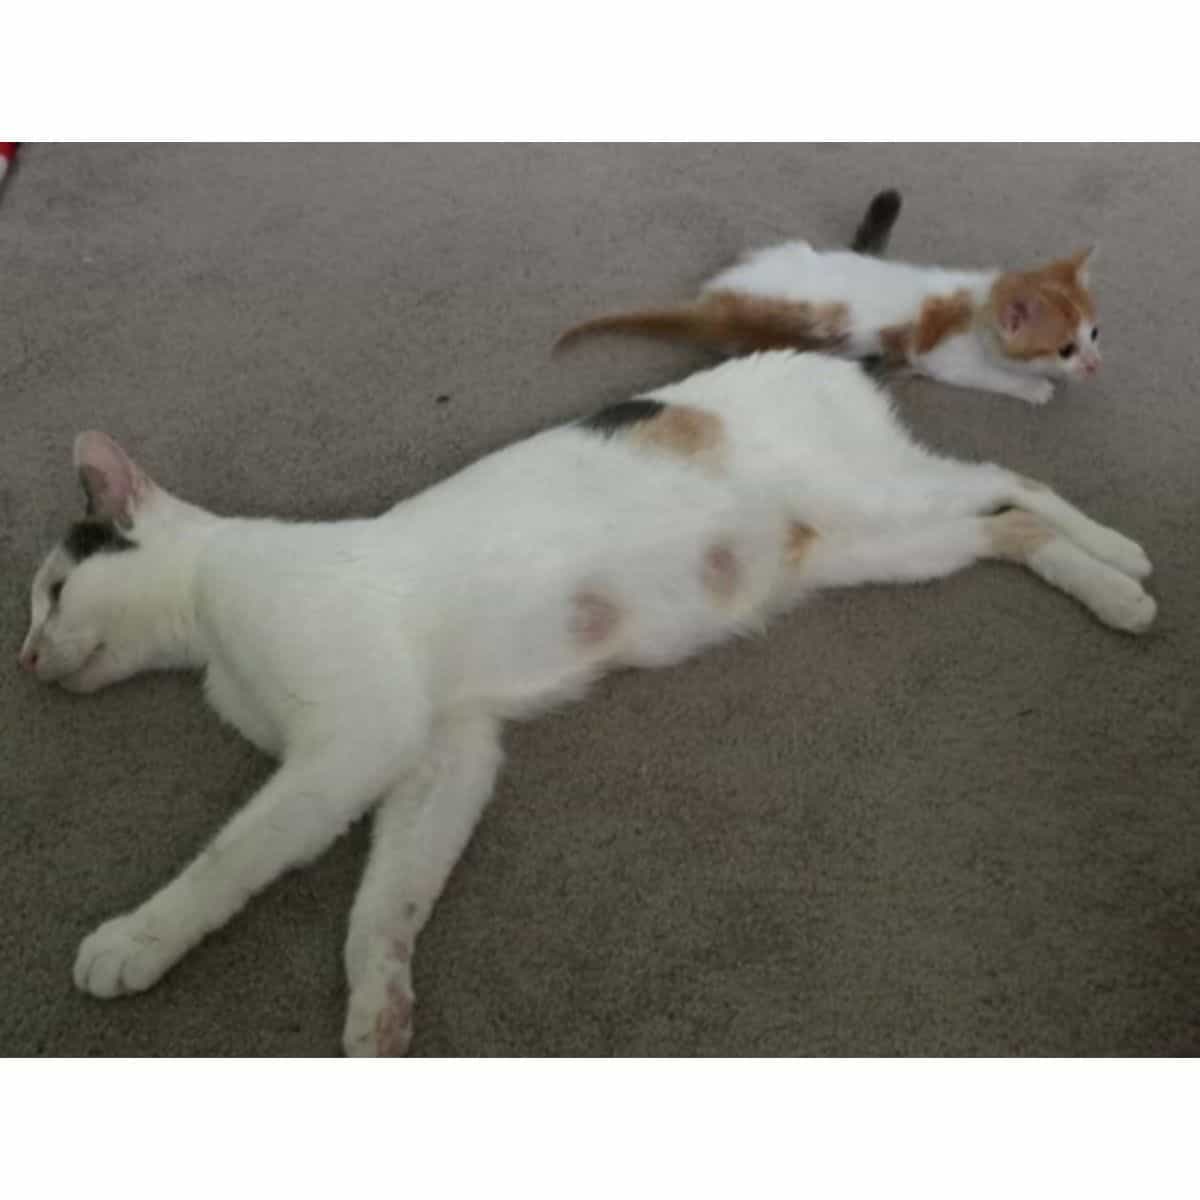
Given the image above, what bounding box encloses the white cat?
[20,351,1153,1055]
[557,190,1101,407]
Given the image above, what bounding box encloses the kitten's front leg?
[922,346,1054,405]
[74,720,427,999]
[342,712,502,1056]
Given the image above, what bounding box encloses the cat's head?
[19,432,208,693]
[990,248,1101,381]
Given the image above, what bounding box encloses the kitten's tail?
[851,188,903,256]
[555,291,849,355]
[555,301,720,351]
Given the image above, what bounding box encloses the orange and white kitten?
[557,190,1101,406]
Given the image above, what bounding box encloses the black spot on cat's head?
[63,520,136,562]
[580,399,666,437]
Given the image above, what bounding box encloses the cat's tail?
[851,188,902,256]
[555,291,850,355]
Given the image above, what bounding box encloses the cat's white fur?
[21,352,1153,1055]
[706,243,1100,406]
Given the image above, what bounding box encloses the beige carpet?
[1,144,1196,1056]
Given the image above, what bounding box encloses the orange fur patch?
[988,510,1053,561]
[989,252,1096,362]
[627,404,724,465]
[785,521,818,564]
[701,291,850,353]
[558,290,850,354]
[913,289,975,355]
[879,322,912,364]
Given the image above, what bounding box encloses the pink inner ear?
[1001,298,1032,336]
[73,431,151,527]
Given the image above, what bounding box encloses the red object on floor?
[0,143,18,185]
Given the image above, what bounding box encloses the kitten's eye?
[1091,326,1100,342]
[1059,342,1077,359]
[49,581,64,604]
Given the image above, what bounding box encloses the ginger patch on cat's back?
[627,404,724,464]
[581,399,727,472]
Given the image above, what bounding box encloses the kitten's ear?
[998,296,1040,337]
[73,432,156,529]
[1070,245,1097,286]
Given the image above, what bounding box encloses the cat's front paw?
[343,943,415,1057]
[74,909,186,998]
[1022,380,1055,406]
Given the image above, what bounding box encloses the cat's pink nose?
[18,648,38,673]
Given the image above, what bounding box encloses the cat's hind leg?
[801,518,992,589]
[986,510,1155,634]
[1001,476,1152,581]
[342,711,502,1057]
[904,459,1152,581]
[798,512,1155,633]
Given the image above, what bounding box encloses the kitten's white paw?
[1023,381,1054,406]
[74,910,185,998]
[342,941,415,1057]
[1093,574,1157,634]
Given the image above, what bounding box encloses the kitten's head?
[990,248,1101,381]
[20,432,206,693]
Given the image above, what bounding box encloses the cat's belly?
[443,492,797,717]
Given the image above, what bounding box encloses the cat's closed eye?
[49,580,64,604]
[1059,342,1077,359]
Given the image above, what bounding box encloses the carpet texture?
[1,144,1197,1057]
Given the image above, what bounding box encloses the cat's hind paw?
[1084,529,1153,581]
[74,910,184,998]
[1084,567,1157,634]
[343,946,415,1057]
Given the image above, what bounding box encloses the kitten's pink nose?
[18,648,38,673]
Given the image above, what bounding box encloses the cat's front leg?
[342,712,502,1056]
[74,712,429,999]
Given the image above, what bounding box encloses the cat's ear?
[73,432,156,529]
[1070,245,1096,286]
[998,296,1041,337]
